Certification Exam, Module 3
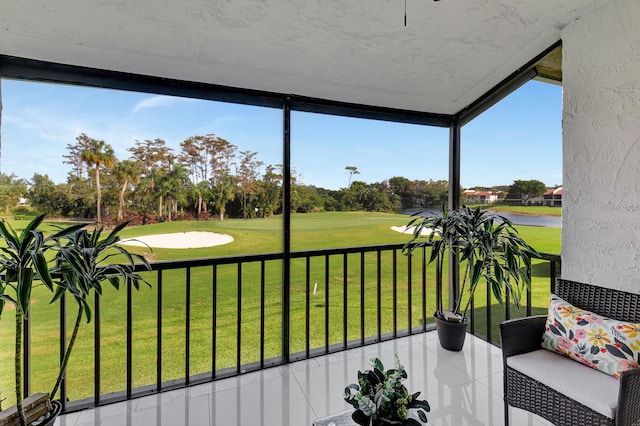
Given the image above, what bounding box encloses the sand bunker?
[391,225,436,236]
[120,231,234,249]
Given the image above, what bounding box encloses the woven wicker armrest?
[500,315,547,358]
[617,367,640,426]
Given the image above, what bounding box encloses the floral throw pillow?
[541,294,640,379]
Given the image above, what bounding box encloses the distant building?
[463,190,500,204]
[543,187,562,207]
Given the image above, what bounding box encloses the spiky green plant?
[404,206,539,320]
[49,222,150,399]
[0,215,84,426]
[0,216,150,426]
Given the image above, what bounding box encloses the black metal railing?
[16,245,559,413]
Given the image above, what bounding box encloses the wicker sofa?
[500,279,640,426]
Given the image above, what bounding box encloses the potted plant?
[403,206,538,351]
[0,215,149,426]
[344,355,430,425]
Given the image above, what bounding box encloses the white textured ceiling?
[0,0,607,115]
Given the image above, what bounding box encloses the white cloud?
[131,95,198,113]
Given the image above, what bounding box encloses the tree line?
[1,133,552,223]
[1,134,452,224]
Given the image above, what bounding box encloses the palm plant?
[80,135,116,223]
[49,222,150,399]
[404,206,538,321]
[0,215,84,426]
[0,216,149,426]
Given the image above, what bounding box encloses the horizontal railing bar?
[129,244,555,273]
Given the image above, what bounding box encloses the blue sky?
[0,79,561,190]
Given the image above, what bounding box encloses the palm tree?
[113,160,141,221]
[211,172,235,221]
[80,135,115,223]
[158,163,190,220]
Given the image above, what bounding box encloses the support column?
[282,97,291,363]
[448,117,461,311]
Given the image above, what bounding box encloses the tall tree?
[207,136,236,219]
[158,163,190,220]
[236,150,263,219]
[389,176,413,209]
[28,174,73,216]
[78,134,115,223]
[255,164,282,217]
[179,134,220,215]
[0,173,27,213]
[129,138,174,216]
[209,136,236,178]
[112,160,141,221]
[507,179,547,205]
[64,133,95,179]
[345,166,360,188]
[180,135,210,184]
[211,171,235,221]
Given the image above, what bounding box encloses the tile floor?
[54,331,554,426]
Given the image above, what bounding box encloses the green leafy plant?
[404,206,539,321]
[0,215,149,426]
[0,215,84,426]
[344,355,430,425]
[49,222,150,399]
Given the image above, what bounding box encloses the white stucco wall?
[561,0,640,293]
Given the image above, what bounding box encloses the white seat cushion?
[507,349,619,419]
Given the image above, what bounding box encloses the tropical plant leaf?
[33,251,54,291]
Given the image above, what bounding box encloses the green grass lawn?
[0,212,561,406]
[470,204,562,216]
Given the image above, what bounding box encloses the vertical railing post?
[360,252,365,345]
[126,277,132,399]
[376,250,382,341]
[526,263,532,317]
[282,97,291,363]
[392,249,397,338]
[94,289,101,406]
[486,280,492,343]
[324,255,330,353]
[407,250,412,334]
[342,253,348,349]
[305,257,310,357]
[59,292,67,411]
[212,265,217,378]
[236,263,241,374]
[421,246,427,332]
[156,270,163,392]
[186,267,191,384]
[260,261,265,368]
[550,259,557,293]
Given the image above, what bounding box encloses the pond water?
[497,212,561,228]
[403,208,561,228]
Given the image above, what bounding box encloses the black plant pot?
[31,400,61,426]
[434,313,468,351]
